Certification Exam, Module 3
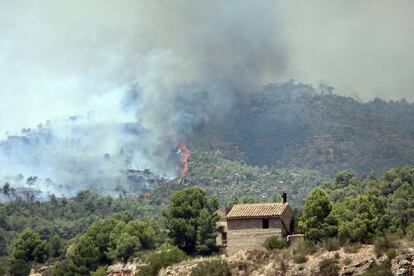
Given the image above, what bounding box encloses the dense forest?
[2,166,414,275]
[2,83,414,275]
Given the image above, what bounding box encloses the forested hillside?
[194,81,414,175]
[177,148,326,206]
[3,166,414,275]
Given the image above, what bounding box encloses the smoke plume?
[0,1,286,196]
[1,1,414,197]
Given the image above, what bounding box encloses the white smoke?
[0,1,286,196]
[1,1,413,197]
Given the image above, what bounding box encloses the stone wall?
[227,217,280,230]
[226,228,282,256]
[280,205,293,235]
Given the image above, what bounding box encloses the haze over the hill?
[1,0,414,136]
[1,1,414,197]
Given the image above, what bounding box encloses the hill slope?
[194,81,414,175]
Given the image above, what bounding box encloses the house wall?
[227,218,280,230]
[280,205,294,235]
[224,206,294,256]
[226,228,283,256]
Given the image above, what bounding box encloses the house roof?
[226,203,288,219]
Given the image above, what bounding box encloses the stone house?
[217,193,294,256]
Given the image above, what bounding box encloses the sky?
[0,0,414,136]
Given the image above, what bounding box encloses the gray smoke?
[1,1,413,197]
[0,1,286,197]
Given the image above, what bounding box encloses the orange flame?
[178,143,191,177]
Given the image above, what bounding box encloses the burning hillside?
[177,144,191,177]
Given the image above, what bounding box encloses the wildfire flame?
[177,143,191,177]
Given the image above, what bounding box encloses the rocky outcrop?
[391,248,414,276]
[163,261,200,275]
[107,259,143,276]
[29,265,53,276]
[342,256,377,275]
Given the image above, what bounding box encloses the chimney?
[282,192,287,204]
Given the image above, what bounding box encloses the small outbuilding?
[217,193,294,256]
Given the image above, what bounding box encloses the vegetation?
[184,148,326,206]
[343,241,361,254]
[52,218,161,275]
[263,236,288,250]
[374,235,397,257]
[137,246,187,276]
[191,259,231,276]
[298,187,338,241]
[321,238,341,252]
[90,266,107,276]
[316,257,340,276]
[163,187,219,255]
[3,165,414,274]
[194,82,414,175]
[299,167,414,245]
[361,261,393,276]
[343,256,352,266]
[293,253,308,264]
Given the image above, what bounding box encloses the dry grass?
[343,256,352,266]
[343,241,362,254]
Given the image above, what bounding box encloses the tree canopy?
[163,187,219,255]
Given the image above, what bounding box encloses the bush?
[91,266,107,276]
[374,236,397,257]
[406,222,414,240]
[321,237,341,252]
[334,252,340,259]
[315,258,339,276]
[386,248,397,260]
[293,254,308,264]
[0,257,10,276]
[343,241,361,254]
[191,259,231,276]
[137,246,187,276]
[263,236,287,250]
[343,257,352,266]
[9,258,31,276]
[361,260,392,276]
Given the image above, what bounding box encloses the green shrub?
[293,254,308,264]
[343,257,352,266]
[386,248,397,260]
[9,258,31,276]
[91,266,107,276]
[361,260,392,276]
[406,222,414,240]
[315,258,339,276]
[191,259,231,276]
[137,246,187,276]
[374,236,397,257]
[263,236,287,250]
[321,238,341,252]
[334,252,340,259]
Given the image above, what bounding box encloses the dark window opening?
[262,218,269,229]
[221,232,227,246]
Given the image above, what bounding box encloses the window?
[221,232,227,246]
[262,218,269,229]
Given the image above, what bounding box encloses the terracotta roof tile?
[226,203,288,219]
